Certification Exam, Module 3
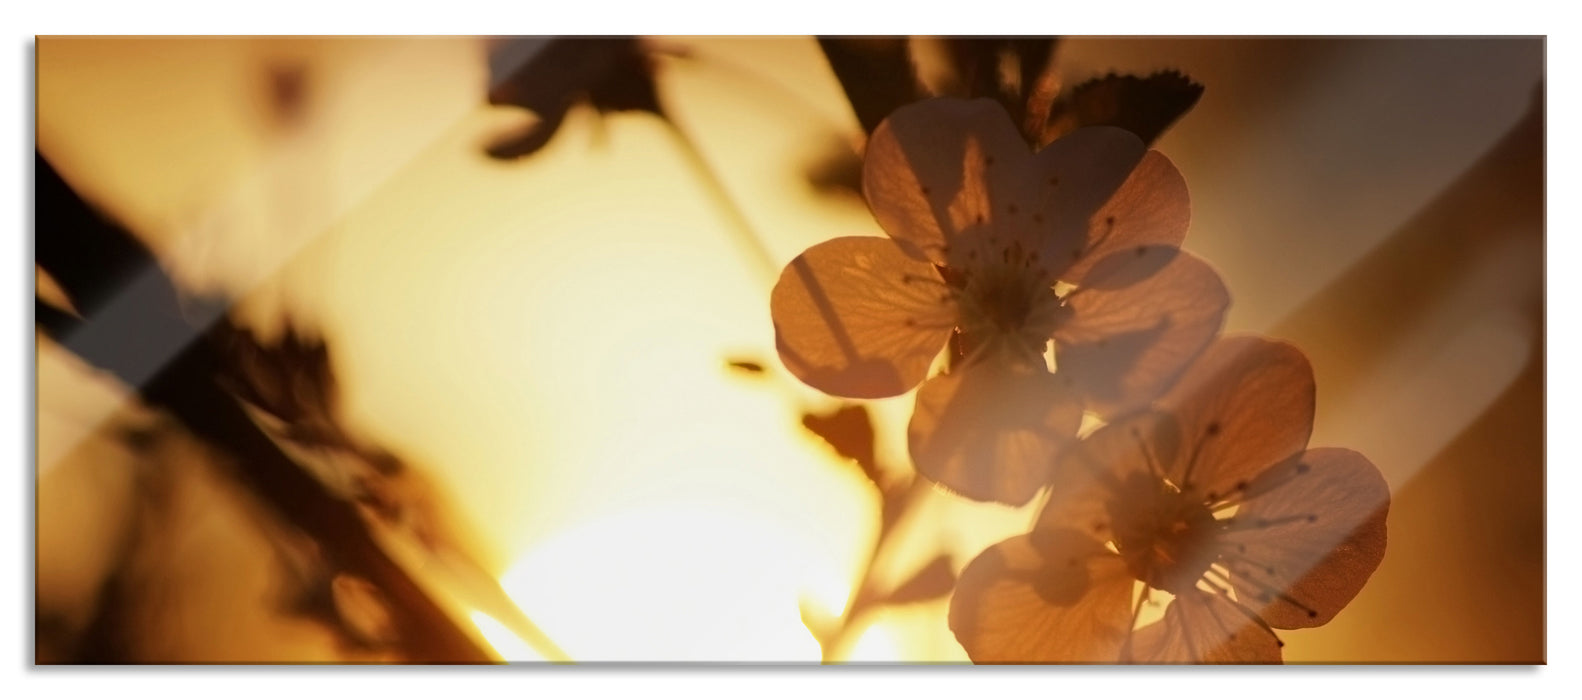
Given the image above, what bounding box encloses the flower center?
[973,273,1036,332]
[949,239,1066,366]
[1106,471,1221,595]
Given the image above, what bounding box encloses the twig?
[817,476,934,662]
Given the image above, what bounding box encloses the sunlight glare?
[843,622,904,663]
[498,503,831,662]
[470,611,546,663]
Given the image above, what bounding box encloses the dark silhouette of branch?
[34,151,493,664]
[33,298,77,340]
[816,38,925,137]
[1042,71,1204,147]
[484,37,666,160]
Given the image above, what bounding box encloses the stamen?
[1119,584,1153,663]
[1211,562,1320,619]
[1217,514,1318,532]
[1199,571,1285,648]
[1178,423,1218,490]
[1130,426,1167,482]
[1195,578,1261,652]
[1208,480,1251,511]
[1218,549,1277,577]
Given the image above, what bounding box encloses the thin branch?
[817,476,934,662]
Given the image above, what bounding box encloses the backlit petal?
[1128,591,1283,664]
[1028,127,1148,275]
[1059,150,1191,285]
[1222,448,1390,629]
[770,236,957,399]
[1156,335,1315,497]
[1037,410,1180,538]
[949,530,1134,663]
[863,98,1031,263]
[908,362,1083,506]
[1054,248,1229,418]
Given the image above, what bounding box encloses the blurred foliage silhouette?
[484,37,665,160]
[33,36,1543,665]
[35,152,503,663]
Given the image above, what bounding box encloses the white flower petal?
[949,531,1134,663]
[1059,150,1191,285]
[909,362,1082,505]
[863,98,1034,263]
[1155,335,1316,498]
[1222,448,1390,629]
[771,236,957,398]
[1054,248,1229,418]
[1128,591,1283,664]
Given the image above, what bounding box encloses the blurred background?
[34,36,1543,663]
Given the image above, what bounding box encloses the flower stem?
[819,475,934,663]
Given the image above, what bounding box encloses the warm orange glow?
[844,622,903,663]
[469,611,546,663]
[35,36,1544,664]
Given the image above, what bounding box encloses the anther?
[1219,563,1321,619]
